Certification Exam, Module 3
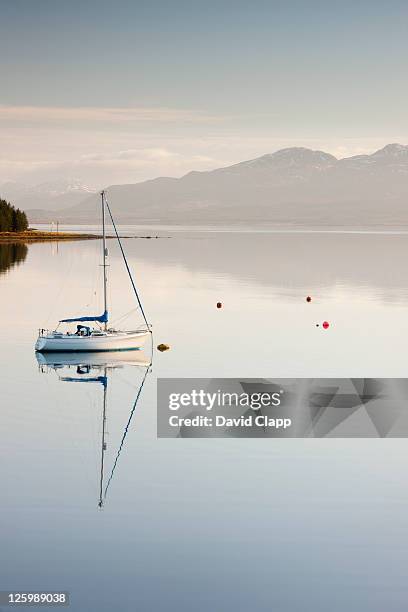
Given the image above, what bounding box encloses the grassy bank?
[0,230,101,244]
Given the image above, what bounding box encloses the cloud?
[0,145,221,187]
[81,147,215,164]
[0,105,222,125]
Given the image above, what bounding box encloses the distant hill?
[27,144,408,227]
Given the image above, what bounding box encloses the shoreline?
[0,230,169,244]
[0,230,101,244]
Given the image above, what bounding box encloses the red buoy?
[322,321,330,329]
[216,302,222,309]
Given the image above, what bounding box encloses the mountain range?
[5,144,408,228]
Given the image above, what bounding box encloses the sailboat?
[35,191,151,352]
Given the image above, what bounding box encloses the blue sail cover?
[59,310,108,324]
[61,376,107,388]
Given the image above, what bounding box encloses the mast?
[101,191,108,330]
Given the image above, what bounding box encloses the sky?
[0,0,407,188]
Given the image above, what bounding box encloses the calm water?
[1,230,408,611]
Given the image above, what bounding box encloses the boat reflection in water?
[36,350,151,508]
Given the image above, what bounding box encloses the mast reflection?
[36,350,151,508]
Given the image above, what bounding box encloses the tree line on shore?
[0,198,28,232]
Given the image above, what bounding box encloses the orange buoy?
[157,343,170,352]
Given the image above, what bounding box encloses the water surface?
[1,230,407,611]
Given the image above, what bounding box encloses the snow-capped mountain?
[27,144,408,227]
[0,179,98,211]
[229,147,337,170]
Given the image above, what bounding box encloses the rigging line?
[103,365,150,501]
[44,247,75,326]
[110,307,139,326]
[104,195,151,330]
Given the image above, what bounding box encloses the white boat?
[35,191,151,353]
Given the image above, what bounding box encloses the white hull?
[35,330,150,353]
